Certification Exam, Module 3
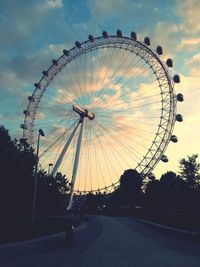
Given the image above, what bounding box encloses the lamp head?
[39,129,45,136]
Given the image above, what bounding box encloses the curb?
[0,221,88,262]
[137,218,199,236]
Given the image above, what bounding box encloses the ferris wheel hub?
[72,105,95,120]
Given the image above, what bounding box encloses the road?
[1,216,200,267]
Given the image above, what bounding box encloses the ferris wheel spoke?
[107,43,136,83]
[92,123,115,187]
[84,128,91,192]
[100,119,155,143]
[94,119,143,162]
[89,47,105,105]
[93,45,120,106]
[40,87,78,108]
[44,71,81,107]
[69,60,85,106]
[93,121,130,175]
[90,130,107,191]
[98,66,160,111]
[96,100,161,119]
[96,76,158,112]
[39,115,76,157]
[96,117,157,135]
[95,122,141,167]
[92,134,101,190]
[95,118,151,152]
[96,52,146,111]
[82,120,92,191]
[34,110,75,130]
[86,121,107,191]
[91,46,126,109]
[90,47,112,106]
[93,121,120,181]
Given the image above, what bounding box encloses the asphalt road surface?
[1,216,200,267]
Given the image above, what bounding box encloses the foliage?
[2,123,200,217]
[0,126,36,216]
[179,154,200,189]
[111,169,143,209]
[0,125,69,218]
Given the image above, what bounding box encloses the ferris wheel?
[21,30,183,208]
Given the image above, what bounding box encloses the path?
[1,216,200,266]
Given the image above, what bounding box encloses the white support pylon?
[67,117,84,210]
[51,121,80,177]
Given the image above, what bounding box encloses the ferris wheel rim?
[22,33,178,193]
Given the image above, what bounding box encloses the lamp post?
[48,163,53,176]
[32,129,45,225]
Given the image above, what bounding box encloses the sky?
[0,0,200,191]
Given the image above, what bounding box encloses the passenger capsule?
[42,70,48,76]
[130,31,137,40]
[144,37,150,46]
[170,135,178,143]
[177,93,184,102]
[161,155,169,163]
[23,110,30,116]
[75,41,81,48]
[20,124,27,129]
[102,31,108,38]
[156,46,163,55]
[88,34,94,42]
[28,96,34,102]
[52,59,58,66]
[166,58,173,67]
[63,49,69,56]
[173,75,180,83]
[116,29,122,37]
[176,114,183,122]
[34,83,40,89]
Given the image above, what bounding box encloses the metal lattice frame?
[23,34,177,194]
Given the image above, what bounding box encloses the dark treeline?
[0,125,69,218]
[1,124,200,232]
[108,154,200,212]
[72,154,200,229]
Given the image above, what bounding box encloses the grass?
[0,215,80,245]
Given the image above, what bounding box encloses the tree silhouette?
[160,171,188,209]
[179,154,200,189]
[54,172,69,194]
[144,180,163,209]
[114,169,143,208]
[0,125,69,218]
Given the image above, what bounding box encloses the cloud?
[150,22,181,57]
[45,0,63,9]
[179,37,200,49]
[87,0,134,21]
[184,52,200,76]
[176,0,200,34]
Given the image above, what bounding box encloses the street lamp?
[48,163,53,176]
[32,129,45,225]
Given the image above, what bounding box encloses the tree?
[144,179,162,209]
[36,170,70,215]
[54,172,69,194]
[179,154,200,189]
[116,169,143,208]
[0,125,69,217]
[0,126,36,216]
